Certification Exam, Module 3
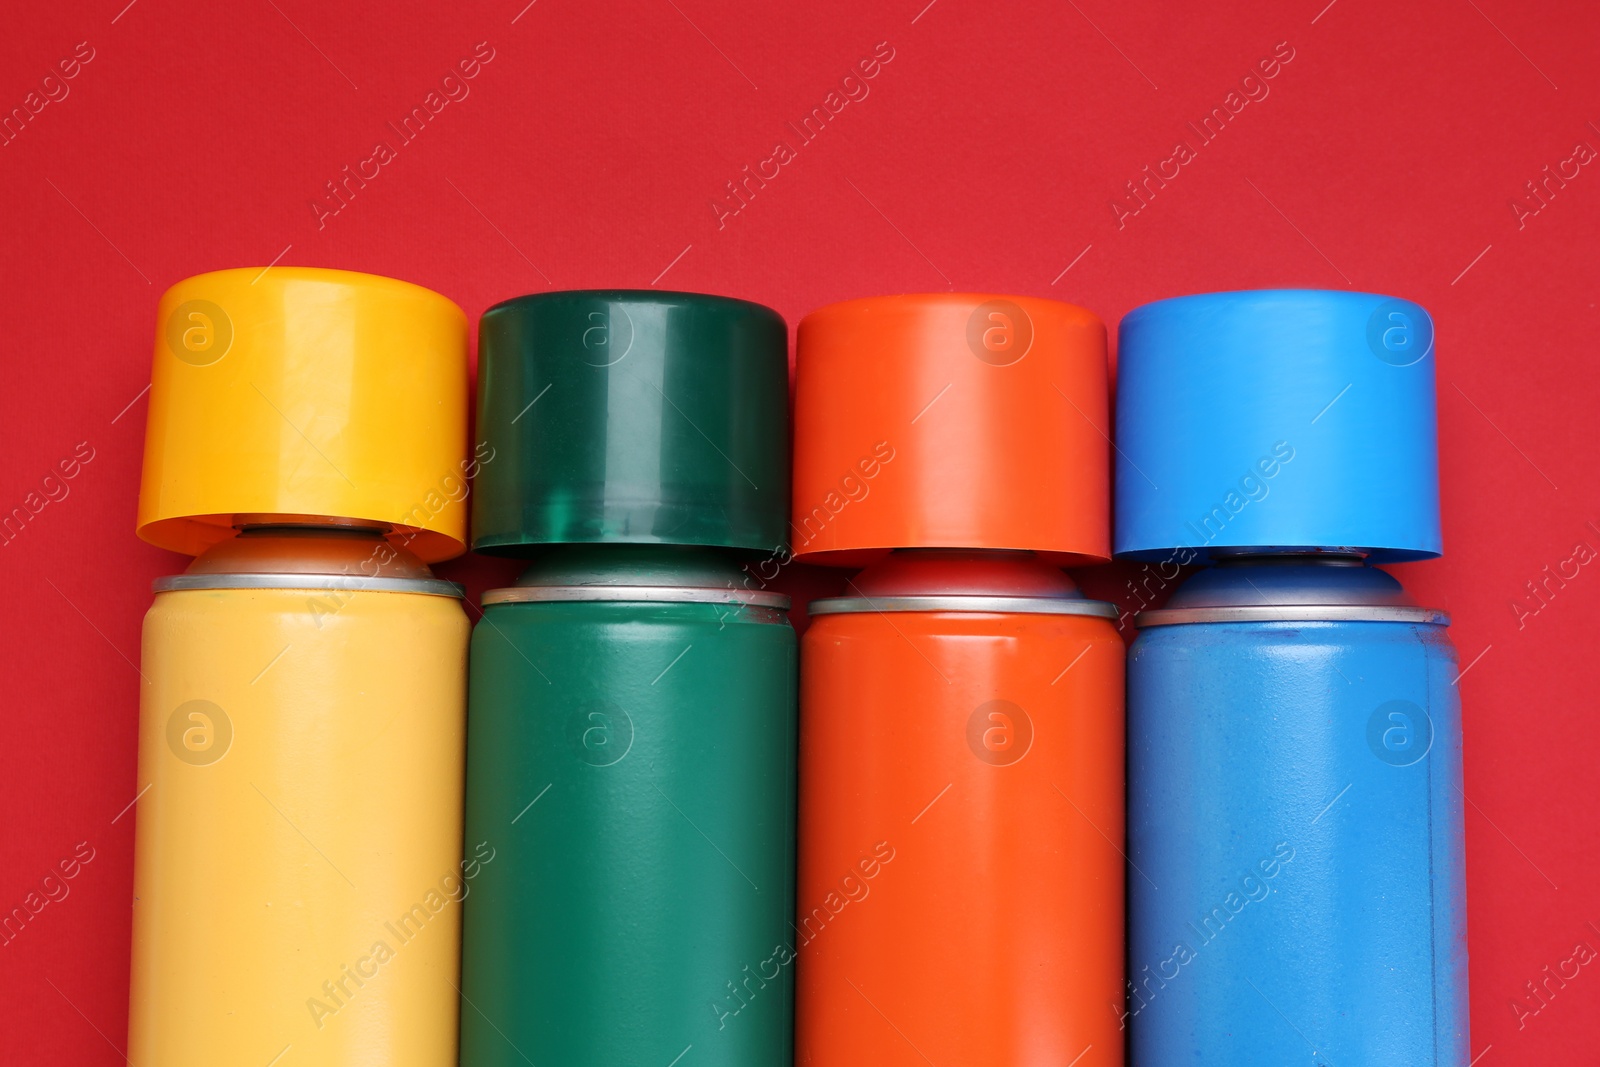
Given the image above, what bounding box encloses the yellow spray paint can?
[128,268,473,1066]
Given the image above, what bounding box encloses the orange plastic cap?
[791,293,1110,565]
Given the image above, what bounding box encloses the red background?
[3,0,1596,1062]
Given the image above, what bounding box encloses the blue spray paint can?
[1115,290,1468,1064]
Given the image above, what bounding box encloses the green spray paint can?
[460,292,795,1067]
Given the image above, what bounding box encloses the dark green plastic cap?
[472,290,790,554]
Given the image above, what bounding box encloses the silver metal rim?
[1138,604,1450,627]
[482,585,790,609]
[808,595,1119,618]
[154,573,465,598]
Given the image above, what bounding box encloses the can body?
[129,583,468,1065]
[459,590,797,1066]
[797,604,1125,1066]
[1128,614,1468,1063]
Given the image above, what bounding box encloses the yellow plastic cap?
[137,267,470,561]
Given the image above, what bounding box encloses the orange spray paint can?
[792,295,1123,1066]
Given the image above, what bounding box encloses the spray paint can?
[792,295,1125,1066]
[129,268,472,1065]
[460,291,795,1067]
[1115,289,1468,1063]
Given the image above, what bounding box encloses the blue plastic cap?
[1113,289,1441,562]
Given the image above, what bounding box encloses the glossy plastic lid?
[791,293,1110,566]
[136,267,469,561]
[471,290,790,554]
[1114,289,1442,562]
